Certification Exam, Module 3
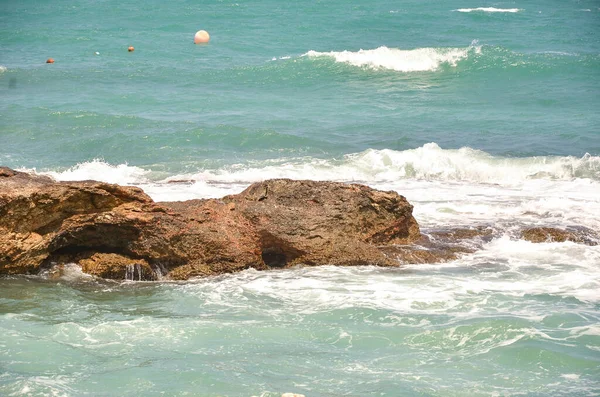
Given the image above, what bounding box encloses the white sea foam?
[0,65,7,73]
[28,143,600,252]
[450,237,600,303]
[39,263,95,282]
[37,159,151,185]
[561,373,580,380]
[9,375,75,397]
[455,7,521,13]
[176,230,600,320]
[158,144,599,200]
[35,144,600,194]
[304,45,478,72]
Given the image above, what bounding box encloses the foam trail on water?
[445,237,600,303]
[304,45,479,72]
[0,65,7,73]
[405,178,600,231]
[177,230,600,315]
[455,8,522,13]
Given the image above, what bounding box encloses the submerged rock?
[1,168,423,280]
[521,227,598,245]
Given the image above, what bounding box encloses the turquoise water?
[1,263,599,396]
[1,0,599,169]
[1,1,600,396]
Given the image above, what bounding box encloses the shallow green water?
[2,262,599,396]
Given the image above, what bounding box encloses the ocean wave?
[168,143,598,186]
[337,143,600,182]
[454,7,522,13]
[39,159,151,185]
[0,65,7,73]
[35,143,600,194]
[303,45,480,72]
[292,44,592,77]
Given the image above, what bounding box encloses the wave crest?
[304,45,479,72]
[342,143,599,182]
[34,143,600,188]
[455,7,521,13]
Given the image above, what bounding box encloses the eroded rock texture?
[1,168,421,280]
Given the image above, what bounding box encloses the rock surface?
[1,167,421,280]
[521,227,598,245]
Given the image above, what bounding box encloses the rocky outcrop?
[0,167,422,280]
[4,167,595,281]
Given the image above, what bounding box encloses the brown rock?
[521,227,598,245]
[222,179,420,268]
[0,168,154,275]
[0,167,17,177]
[0,169,422,280]
[429,226,494,241]
[80,253,154,280]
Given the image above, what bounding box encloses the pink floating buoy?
[46,58,54,64]
[194,30,210,44]
[128,46,135,52]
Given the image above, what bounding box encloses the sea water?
[1,0,599,396]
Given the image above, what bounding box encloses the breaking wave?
[36,143,600,186]
[304,45,480,72]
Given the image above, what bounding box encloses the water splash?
[152,262,168,281]
[125,264,142,281]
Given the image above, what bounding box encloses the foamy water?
[304,45,479,72]
[38,142,600,186]
[3,251,599,396]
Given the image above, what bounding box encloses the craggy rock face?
[0,167,154,275]
[0,168,421,280]
[221,179,421,269]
